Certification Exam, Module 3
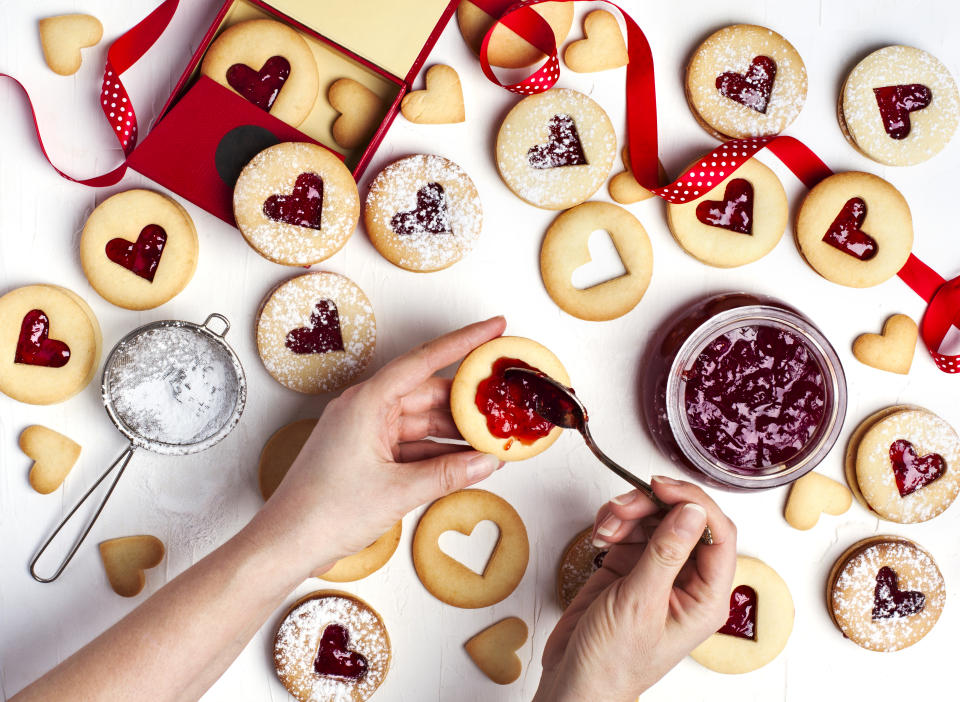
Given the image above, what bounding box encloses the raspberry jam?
[15,309,71,368]
[717,585,757,640]
[285,299,345,355]
[105,224,167,282]
[263,172,324,230]
[872,566,925,620]
[889,439,945,497]
[873,84,932,140]
[821,197,878,261]
[475,357,555,445]
[695,179,754,235]
[390,182,450,236]
[527,114,588,169]
[226,55,291,111]
[716,56,777,114]
[313,623,368,681]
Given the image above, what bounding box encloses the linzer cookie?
[828,537,945,652]
[686,24,807,140]
[557,526,606,610]
[496,88,617,210]
[234,142,360,267]
[256,273,375,394]
[839,46,960,166]
[364,155,482,272]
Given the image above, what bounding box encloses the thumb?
[402,450,501,504]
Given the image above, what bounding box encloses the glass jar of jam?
[642,292,846,490]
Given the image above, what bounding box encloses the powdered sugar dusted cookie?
[256,273,375,394]
[557,526,606,610]
[686,24,807,140]
[364,155,482,272]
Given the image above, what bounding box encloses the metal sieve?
[30,314,246,582]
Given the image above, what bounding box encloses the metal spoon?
[504,367,713,545]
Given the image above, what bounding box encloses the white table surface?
[2,1,959,700]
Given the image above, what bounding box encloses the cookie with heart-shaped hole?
[328,78,384,150]
[401,65,465,124]
[608,147,666,204]
[784,472,852,530]
[563,10,628,73]
[853,314,919,374]
[20,425,81,494]
[99,535,165,597]
[38,14,102,76]
[465,617,528,684]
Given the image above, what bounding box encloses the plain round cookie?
[690,555,794,674]
[412,489,529,609]
[845,405,920,512]
[666,158,787,267]
[855,409,960,523]
[557,526,606,610]
[451,336,570,462]
[256,273,375,394]
[364,154,482,272]
[496,89,617,210]
[456,0,574,69]
[839,46,960,166]
[686,24,807,140]
[0,284,101,405]
[234,142,360,266]
[200,19,318,126]
[540,201,653,321]
[80,189,198,310]
[828,537,945,652]
[795,171,913,288]
[274,591,390,702]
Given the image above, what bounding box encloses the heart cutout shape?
[821,197,878,260]
[717,584,757,640]
[328,78,383,149]
[527,114,588,169]
[99,535,165,597]
[716,56,777,113]
[438,519,500,575]
[853,314,919,374]
[38,14,103,76]
[105,224,168,282]
[889,439,946,497]
[872,566,925,619]
[285,299,345,355]
[570,229,627,290]
[784,471,852,530]
[313,623,368,681]
[226,55,291,111]
[20,425,81,495]
[263,172,324,229]
[391,182,451,236]
[15,309,70,368]
[563,9,628,73]
[465,617,528,685]
[609,147,667,204]
[873,84,932,140]
[695,178,754,234]
[400,64,465,124]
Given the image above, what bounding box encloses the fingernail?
[596,513,622,538]
[653,474,681,486]
[466,453,500,482]
[592,536,610,549]
[610,490,639,505]
[674,503,707,539]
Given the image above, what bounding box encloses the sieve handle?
[201,313,230,338]
[29,445,136,583]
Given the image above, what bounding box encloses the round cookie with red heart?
[853,408,960,523]
[274,590,390,702]
[363,154,482,272]
[80,189,198,310]
[0,284,101,405]
[256,272,375,394]
[828,536,945,652]
[234,142,360,266]
[665,158,787,267]
[795,171,913,288]
[839,46,960,167]
[685,24,807,140]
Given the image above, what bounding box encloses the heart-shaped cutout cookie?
[391,182,451,236]
[105,224,168,282]
[99,535,165,597]
[20,425,81,495]
[226,55,291,111]
[873,84,932,140]
[313,623,368,680]
[527,114,587,169]
[263,172,325,229]
[873,566,925,619]
[38,14,103,76]
[853,314,918,374]
[570,229,627,290]
[717,585,757,640]
[285,299,345,355]
[465,617,528,684]
[889,439,945,497]
[401,65,465,124]
[821,197,878,261]
[328,78,383,149]
[15,309,70,368]
[784,471,852,530]
[563,10,628,73]
[438,519,500,575]
[695,178,754,234]
[608,147,666,204]
[716,56,777,113]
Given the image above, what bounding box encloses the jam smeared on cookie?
[226,55,291,111]
[105,224,167,283]
[873,84,932,140]
[475,357,555,445]
[285,299,345,355]
[715,56,777,113]
[14,309,70,368]
[889,439,946,497]
[528,114,588,169]
[821,197,878,261]
[695,179,754,234]
[872,566,925,620]
[313,623,368,681]
[592,550,607,570]
[263,172,325,230]
[683,325,826,470]
[390,182,451,236]
[717,585,758,640]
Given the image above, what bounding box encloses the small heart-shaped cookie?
[853,314,918,374]
[20,425,81,494]
[38,14,103,76]
[99,535,165,597]
[328,78,383,150]
[563,10,628,73]
[784,472,852,530]
[608,148,666,204]
[401,65,465,124]
[465,617,528,684]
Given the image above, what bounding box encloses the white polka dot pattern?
[100,64,138,154]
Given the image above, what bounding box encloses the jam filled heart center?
[475,357,555,446]
[226,55,291,111]
[285,299,345,355]
[105,224,168,282]
[872,566,925,620]
[263,172,324,230]
[14,309,70,368]
[821,197,878,260]
[313,623,368,681]
[527,114,588,169]
[390,182,451,236]
[695,178,754,234]
[717,584,757,640]
[716,56,777,114]
[873,84,932,140]
[889,439,946,497]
